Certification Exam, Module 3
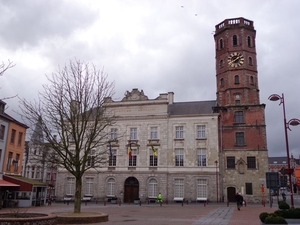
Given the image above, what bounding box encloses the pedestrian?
[235,193,243,211]
[282,192,286,201]
[157,192,162,204]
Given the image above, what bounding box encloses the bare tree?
[1,60,17,100]
[19,59,115,213]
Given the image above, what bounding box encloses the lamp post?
[268,93,300,208]
[215,160,218,203]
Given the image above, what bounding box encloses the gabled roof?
[168,100,217,115]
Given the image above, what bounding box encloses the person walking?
[235,193,243,211]
[157,192,162,204]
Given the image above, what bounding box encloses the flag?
[109,142,113,157]
[128,144,132,158]
[151,146,157,157]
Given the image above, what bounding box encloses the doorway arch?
[124,177,139,203]
[227,186,236,202]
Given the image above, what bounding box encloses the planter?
[0,213,57,225]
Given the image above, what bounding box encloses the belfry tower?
[213,18,269,202]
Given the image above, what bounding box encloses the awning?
[0,179,20,187]
[3,175,47,191]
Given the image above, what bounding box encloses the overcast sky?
[1,0,300,157]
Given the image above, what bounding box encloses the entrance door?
[124,177,139,203]
[227,187,236,202]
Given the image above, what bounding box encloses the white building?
[55,89,219,203]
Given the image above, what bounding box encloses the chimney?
[168,92,174,104]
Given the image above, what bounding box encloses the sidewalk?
[0,202,279,225]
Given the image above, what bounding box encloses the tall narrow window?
[107,178,115,196]
[87,149,95,167]
[227,156,235,169]
[197,148,206,166]
[197,179,207,199]
[148,178,158,198]
[7,152,13,171]
[174,179,184,198]
[17,132,23,146]
[129,149,137,167]
[234,111,244,123]
[197,125,206,139]
[150,127,158,139]
[0,125,5,140]
[220,78,224,87]
[234,75,239,84]
[130,128,137,140]
[85,177,94,195]
[66,177,75,195]
[175,126,184,139]
[233,35,238,46]
[175,148,184,167]
[247,36,252,47]
[149,147,158,167]
[247,156,256,169]
[14,153,20,172]
[250,76,254,84]
[245,182,253,194]
[236,132,245,146]
[219,38,224,49]
[110,128,118,140]
[10,129,16,144]
[249,57,253,66]
[219,59,224,68]
[109,149,116,166]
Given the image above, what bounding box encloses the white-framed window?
[110,128,118,140]
[175,126,184,139]
[87,149,95,167]
[130,128,137,140]
[197,148,206,166]
[197,179,207,198]
[197,125,206,139]
[175,148,184,167]
[150,127,158,139]
[66,177,75,195]
[148,178,158,198]
[174,178,184,198]
[149,147,158,167]
[129,149,137,167]
[107,178,115,196]
[109,149,117,166]
[85,177,94,195]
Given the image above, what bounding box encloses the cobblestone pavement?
[0,201,281,225]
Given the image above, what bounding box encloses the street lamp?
[268,93,300,208]
[215,160,218,203]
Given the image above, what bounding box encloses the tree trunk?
[74,177,82,213]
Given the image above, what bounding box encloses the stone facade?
[56,89,220,203]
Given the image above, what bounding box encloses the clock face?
[228,52,244,67]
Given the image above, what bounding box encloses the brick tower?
[213,18,269,202]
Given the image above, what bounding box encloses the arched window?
[219,38,224,49]
[247,36,252,47]
[220,78,224,87]
[219,59,224,68]
[234,75,239,84]
[249,57,253,65]
[148,178,158,198]
[107,178,116,196]
[233,35,238,46]
[250,76,254,85]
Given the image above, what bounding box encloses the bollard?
[186,200,189,205]
[204,201,206,207]
[119,200,121,206]
[139,200,141,206]
[67,201,69,205]
[166,199,168,205]
[244,200,247,207]
[104,200,106,206]
[160,202,162,207]
[227,200,229,207]
[85,201,87,206]
[181,201,183,206]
